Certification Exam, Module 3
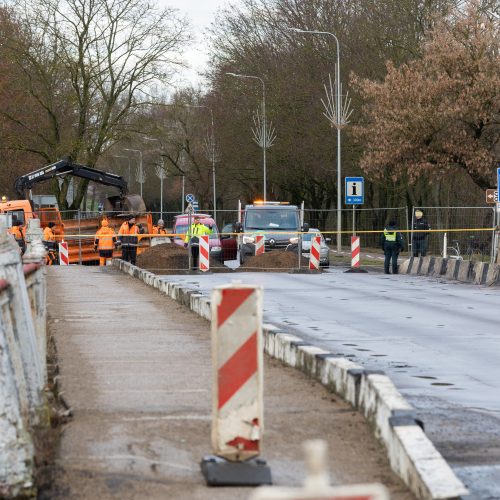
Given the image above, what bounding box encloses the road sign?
[192,200,199,211]
[186,193,195,203]
[345,177,364,205]
[486,189,498,204]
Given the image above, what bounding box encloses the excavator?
[0,158,152,263]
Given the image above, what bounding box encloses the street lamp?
[112,155,131,185]
[144,137,167,219]
[124,148,144,198]
[226,72,268,203]
[184,104,218,221]
[287,27,343,251]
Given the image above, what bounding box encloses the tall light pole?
[185,104,217,221]
[124,148,143,198]
[287,28,343,251]
[112,155,131,185]
[226,72,268,203]
[144,137,166,219]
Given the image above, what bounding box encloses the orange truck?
[1,159,152,264]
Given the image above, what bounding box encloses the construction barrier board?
[309,236,321,270]
[210,283,264,462]
[59,241,69,265]
[200,235,210,272]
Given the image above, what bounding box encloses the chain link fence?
[410,206,497,262]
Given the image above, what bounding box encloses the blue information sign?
[497,166,500,194]
[186,193,195,203]
[345,177,364,205]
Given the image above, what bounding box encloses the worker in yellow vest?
[381,220,404,275]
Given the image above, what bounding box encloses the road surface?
[166,268,500,499]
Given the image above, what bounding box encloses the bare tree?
[2,0,189,209]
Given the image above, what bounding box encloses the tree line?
[0,0,498,217]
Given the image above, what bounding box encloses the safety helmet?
[1,195,7,203]
[415,210,423,219]
[157,219,164,226]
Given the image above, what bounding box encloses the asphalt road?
[166,269,500,499]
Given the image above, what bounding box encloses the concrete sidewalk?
[41,266,412,499]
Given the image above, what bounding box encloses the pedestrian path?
[42,266,412,499]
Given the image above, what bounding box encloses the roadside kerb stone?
[409,257,422,275]
[112,258,468,500]
[430,258,446,277]
[398,258,412,274]
[445,259,459,280]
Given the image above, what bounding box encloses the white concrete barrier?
[0,220,48,497]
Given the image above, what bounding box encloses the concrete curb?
[401,257,500,286]
[113,259,469,500]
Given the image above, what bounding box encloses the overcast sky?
[157,0,238,89]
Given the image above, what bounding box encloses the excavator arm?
[14,158,128,199]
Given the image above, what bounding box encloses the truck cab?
[236,201,308,264]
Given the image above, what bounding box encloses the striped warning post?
[255,235,265,256]
[199,235,210,272]
[58,241,69,266]
[309,236,321,270]
[211,283,263,462]
[351,236,360,268]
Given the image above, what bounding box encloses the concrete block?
[409,257,422,275]
[444,259,458,280]
[399,258,412,274]
[486,264,500,286]
[472,262,489,285]
[418,257,434,275]
[430,258,446,277]
[456,260,472,282]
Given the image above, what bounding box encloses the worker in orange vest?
[8,220,25,253]
[43,222,57,265]
[118,216,143,265]
[152,219,167,235]
[94,218,117,266]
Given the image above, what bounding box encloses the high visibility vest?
[95,226,116,250]
[153,226,167,235]
[118,222,141,247]
[43,227,56,242]
[9,226,23,240]
[184,222,212,243]
[384,229,397,242]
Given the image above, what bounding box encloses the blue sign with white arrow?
[345,177,364,205]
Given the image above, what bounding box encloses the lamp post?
[287,28,343,252]
[184,104,217,221]
[144,137,167,219]
[124,148,144,198]
[226,72,268,203]
[112,155,131,185]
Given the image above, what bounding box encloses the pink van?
[173,213,223,262]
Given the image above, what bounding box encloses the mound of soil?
[239,250,313,272]
[137,243,229,274]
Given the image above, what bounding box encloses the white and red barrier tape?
[309,236,321,270]
[351,236,360,268]
[211,283,263,462]
[255,235,265,256]
[199,235,210,272]
[58,241,69,266]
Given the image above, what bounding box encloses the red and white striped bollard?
[201,282,271,486]
[309,236,321,270]
[199,235,210,272]
[351,236,360,268]
[58,241,69,266]
[255,235,265,256]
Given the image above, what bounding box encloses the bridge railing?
[0,218,47,498]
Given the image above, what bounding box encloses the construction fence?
[3,205,499,272]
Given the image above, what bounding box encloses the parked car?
[301,229,331,267]
[172,213,223,262]
[220,222,238,261]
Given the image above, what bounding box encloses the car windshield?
[245,209,298,230]
[302,232,320,242]
[175,223,218,240]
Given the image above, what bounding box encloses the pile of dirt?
[239,250,313,272]
[137,243,230,274]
